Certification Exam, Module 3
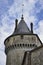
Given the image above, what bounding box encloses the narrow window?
[25,44,27,47]
[17,44,19,47]
[20,44,21,46]
[30,44,32,47]
[23,44,24,47]
[15,44,16,47]
[28,44,29,47]
[33,44,35,46]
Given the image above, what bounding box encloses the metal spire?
[21,14,24,19]
[22,3,24,15]
[21,0,24,19]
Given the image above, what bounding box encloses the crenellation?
[5,35,41,48]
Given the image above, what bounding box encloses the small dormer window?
[21,35,23,39]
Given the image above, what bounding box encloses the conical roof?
[13,15,31,35]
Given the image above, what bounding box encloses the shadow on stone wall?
[22,45,43,65]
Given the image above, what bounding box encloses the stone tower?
[4,15,42,65]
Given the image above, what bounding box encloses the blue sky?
[0,0,43,65]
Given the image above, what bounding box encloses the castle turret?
[4,15,42,65]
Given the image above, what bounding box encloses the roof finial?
[21,0,24,19]
[22,3,24,15]
[21,14,24,19]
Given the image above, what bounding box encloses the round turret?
[4,16,41,65]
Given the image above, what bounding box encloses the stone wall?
[5,35,41,48]
[6,49,25,65]
[31,45,43,65]
[22,52,31,65]
[4,35,42,65]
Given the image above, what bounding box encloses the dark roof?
[4,15,43,45]
[13,15,31,35]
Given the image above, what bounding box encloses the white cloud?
[38,20,43,42]
[38,20,43,35]
[39,0,43,8]
[35,0,43,13]
[0,51,6,65]
[34,20,43,42]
